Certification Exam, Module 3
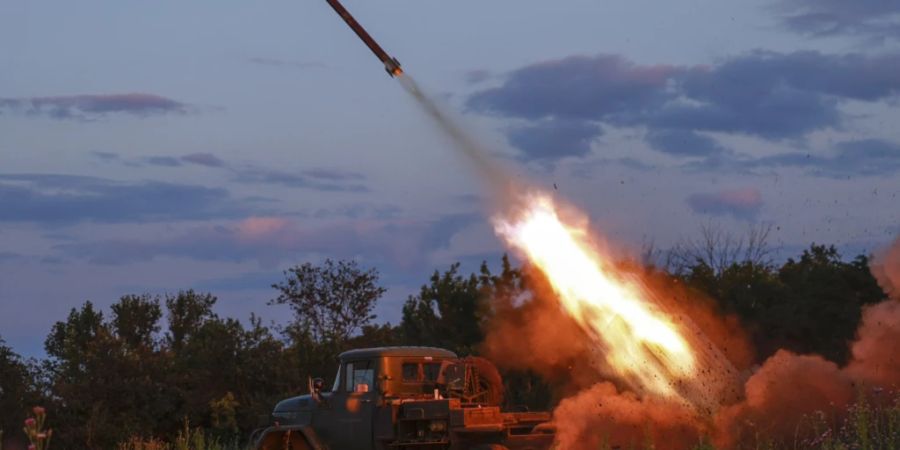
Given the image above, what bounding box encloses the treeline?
[0,243,888,449]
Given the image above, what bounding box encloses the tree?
[680,243,887,364]
[0,336,32,448]
[667,223,774,275]
[271,259,386,344]
[165,290,217,351]
[773,245,886,362]
[111,294,162,350]
[400,262,490,355]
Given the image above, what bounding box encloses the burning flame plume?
[494,193,739,412]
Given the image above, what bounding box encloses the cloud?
[91,151,121,162]
[507,118,602,161]
[776,0,900,40]
[0,93,188,120]
[0,252,24,262]
[464,69,492,84]
[181,153,226,167]
[468,54,676,122]
[748,139,900,177]
[0,174,255,224]
[143,156,183,167]
[645,129,726,157]
[659,51,900,138]
[468,51,900,161]
[56,213,480,268]
[232,166,369,192]
[686,188,763,220]
[87,151,368,192]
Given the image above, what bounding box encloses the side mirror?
[313,378,325,392]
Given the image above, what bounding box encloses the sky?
[2,0,899,357]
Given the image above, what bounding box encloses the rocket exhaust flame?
[493,193,740,411]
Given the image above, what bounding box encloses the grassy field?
[3,392,898,450]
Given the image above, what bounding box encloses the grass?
[117,418,247,450]
[11,391,900,450]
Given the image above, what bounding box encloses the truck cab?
[268,347,458,449]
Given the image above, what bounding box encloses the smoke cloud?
[872,236,900,299]
[482,255,900,449]
[554,382,704,450]
[846,300,900,388]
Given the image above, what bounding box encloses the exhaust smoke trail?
[397,74,519,203]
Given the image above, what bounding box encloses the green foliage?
[0,336,33,443]
[271,259,386,345]
[33,291,301,449]
[400,261,491,355]
[681,244,886,363]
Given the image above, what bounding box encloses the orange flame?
[494,193,697,400]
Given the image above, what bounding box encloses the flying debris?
[325,0,403,77]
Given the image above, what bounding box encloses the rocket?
[325,0,403,77]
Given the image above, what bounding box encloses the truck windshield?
[345,360,374,392]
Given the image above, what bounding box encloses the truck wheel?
[464,356,504,406]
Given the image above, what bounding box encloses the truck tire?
[464,356,504,406]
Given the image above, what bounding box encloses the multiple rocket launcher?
[325,0,403,77]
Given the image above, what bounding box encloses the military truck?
[253,347,555,450]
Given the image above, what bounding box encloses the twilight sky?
[2,0,899,356]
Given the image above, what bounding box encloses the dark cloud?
[659,51,900,139]
[468,54,676,122]
[0,174,255,224]
[687,188,763,221]
[232,166,369,192]
[143,156,183,167]
[84,151,366,192]
[181,153,226,167]
[464,69,492,84]
[0,252,24,262]
[91,151,120,161]
[752,139,900,177]
[0,93,188,120]
[508,119,602,161]
[468,51,900,161]
[777,0,900,40]
[645,129,725,157]
[301,168,365,182]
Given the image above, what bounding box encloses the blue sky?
[2,0,899,356]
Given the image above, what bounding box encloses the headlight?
[428,420,447,433]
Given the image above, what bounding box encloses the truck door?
[340,359,377,450]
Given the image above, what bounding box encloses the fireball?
[493,193,696,400]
